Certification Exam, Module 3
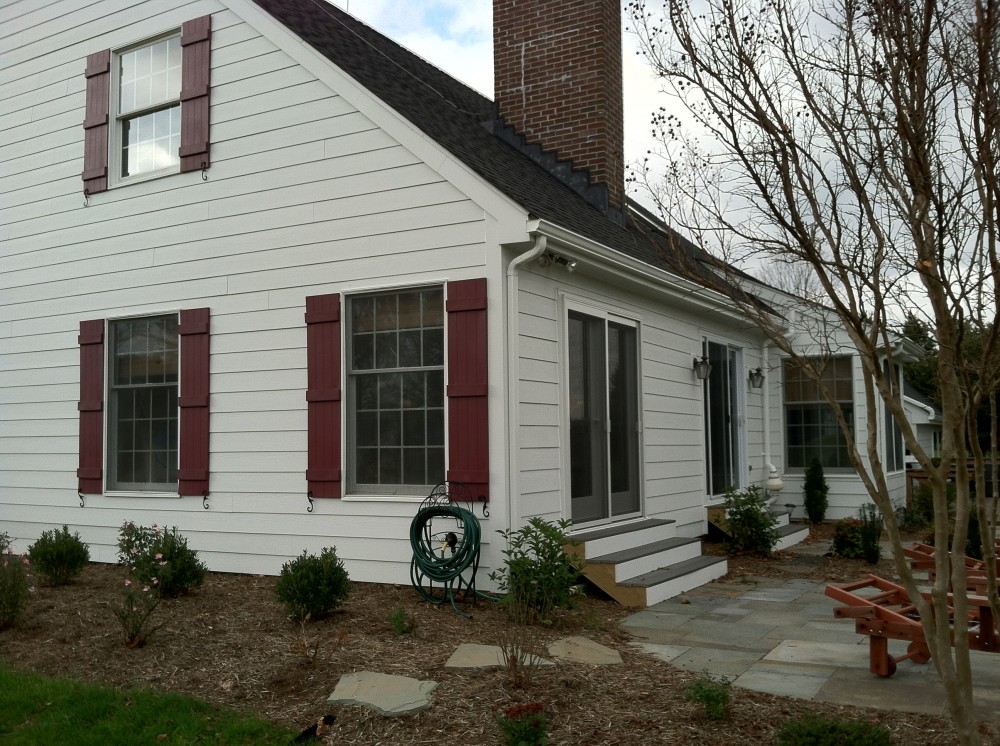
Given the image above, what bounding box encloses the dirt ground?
[1,526,995,745]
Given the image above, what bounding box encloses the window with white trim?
[346,287,445,493]
[107,315,179,491]
[784,356,854,469]
[114,34,182,179]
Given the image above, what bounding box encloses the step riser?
[611,543,702,582]
[573,525,675,557]
[643,561,729,606]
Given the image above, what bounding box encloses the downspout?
[762,341,784,500]
[505,234,547,534]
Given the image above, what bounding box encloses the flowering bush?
[108,576,162,648]
[0,549,33,630]
[28,525,90,586]
[497,702,548,746]
[117,522,206,597]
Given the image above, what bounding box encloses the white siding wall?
[0,0,508,583]
[513,264,767,537]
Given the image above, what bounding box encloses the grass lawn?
[0,665,298,745]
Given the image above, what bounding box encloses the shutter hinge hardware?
[202,491,210,510]
[83,189,90,208]
[482,501,489,518]
[201,162,208,181]
[306,492,314,513]
[79,491,85,508]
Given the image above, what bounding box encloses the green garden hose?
[409,502,492,616]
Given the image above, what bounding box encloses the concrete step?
[568,518,676,558]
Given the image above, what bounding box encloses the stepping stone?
[444,643,553,670]
[547,636,622,665]
[328,671,437,716]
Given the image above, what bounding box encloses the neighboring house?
[903,385,943,464]
[0,0,911,603]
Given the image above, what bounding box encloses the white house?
[0,0,909,605]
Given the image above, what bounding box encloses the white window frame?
[105,312,181,495]
[108,30,182,187]
[344,284,447,496]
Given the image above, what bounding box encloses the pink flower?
[152,523,158,529]
[142,586,150,592]
[155,553,163,560]
[22,557,30,566]
[124,578,132,586]
[152,578,159,585]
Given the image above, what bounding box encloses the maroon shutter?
[305,294,342,498]
[179,14,211,173]
[82,50,110,194]
[178,308,210,496]
[446,279,489,501]
[77,320,105,493]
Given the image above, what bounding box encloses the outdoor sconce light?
[749,367,765,388]
[538,252,577,272]
[693,356,712,380]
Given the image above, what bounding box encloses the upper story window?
[116,35,182,179]
[784,356,854,469]
[82,15,211,196]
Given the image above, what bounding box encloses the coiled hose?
[409,502,487,616]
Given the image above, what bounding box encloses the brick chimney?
[493,0,625,215]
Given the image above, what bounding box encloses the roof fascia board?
[223,0,531,245]
[529,219,763,326]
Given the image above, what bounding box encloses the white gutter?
[528,219,754,323]
[904,394,937,421]
[505,234,548,533]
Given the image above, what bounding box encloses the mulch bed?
[1,529,993,744]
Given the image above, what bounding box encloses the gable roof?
[250,0,729,292]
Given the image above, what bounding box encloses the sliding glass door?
[568,310,640,524]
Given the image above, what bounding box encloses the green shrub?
[893,500,929,532]
[276,547,351,621]
[117,522,206,598]
[776,713,890,745]
[683,674,731,719]
[803,457,829,524]
[831,518,864,559]
[858,504,883,564]
[0,531,11,552]
[108,576,162,648]
[489,518,583,625]
[497,702,548,746]
[28,525,90,586]
[723,485,779,556]
[0,550,31,630]
[388,606,415,636]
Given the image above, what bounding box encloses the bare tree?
[628,0,1000,742]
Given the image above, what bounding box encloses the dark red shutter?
[305,294,342,498]
[178,308,210,496]
[77,320,105,493]
[82,50,110,194]
[446,278,489,501]
[179,15,211,173]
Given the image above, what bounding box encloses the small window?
[347,288,445,493]
[114,35,182,179]
[107,315,179,491]
[784,356,854,469]
[883,362,904,472]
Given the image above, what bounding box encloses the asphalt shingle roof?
[251,0,723,287]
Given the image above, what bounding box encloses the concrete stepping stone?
[328,671,437,716]
[444,643,553,670]
[547,636,622,665]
